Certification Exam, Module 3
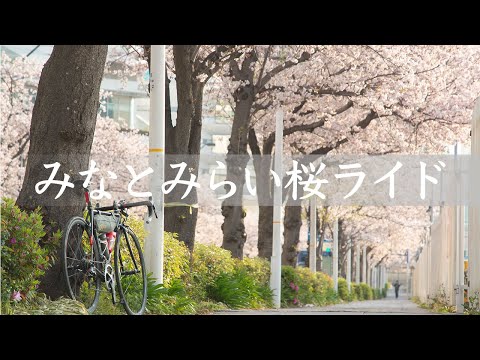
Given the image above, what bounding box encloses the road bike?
[61,183,157,315]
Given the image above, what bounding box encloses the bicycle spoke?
[62,217,100,314]
[115,228,146,315]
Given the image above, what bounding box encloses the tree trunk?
[338,219,347,278]
[255,157,273,258]
[304,195,322,269]
[221,84,254,259]
[257,205,273,258]
[282,186,304,266]
[164,46,203,251]
[316,216,328,271]
[282,204,302,266]
[16,45,108,299]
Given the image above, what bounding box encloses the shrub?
[337,278,349,301]
[426,285,456,313]
[207,269,272,309]
[281,266,299,306]
[464,291,480,315]
[360,283,373,300]
[281,266,337,307]
[126,216,190,285]
[162,233,190,285]
[350,284,359,301]
[190,243,236,299]
[236,258,273,307]
[353,283,363,300]
[1,198,60,305]
[145,276,196,315]
[382,287,387,298]
[295,267,322,305]
[237,257,271,287]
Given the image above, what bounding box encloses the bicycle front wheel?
[61,216,101,314]
[114,227,147,315]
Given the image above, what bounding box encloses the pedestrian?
[393,280,401,299]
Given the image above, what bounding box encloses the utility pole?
[356,243,360,284]
[362,245,367,283]
[333,218,338,292]
[309,196,317,273]
[144,45,165,284]
[270,109,284,308]
[346,238,352,291]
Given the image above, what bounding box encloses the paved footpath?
[215,295,437,315]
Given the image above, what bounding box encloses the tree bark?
[282,186,304,266]
[16,45,108,299]
[338,219,347,278]
[255,157,274,258]
[316,210,329,271]
[164,45,203,251]
[221,84,255,259]
[257,205,273,258]
[282,204,302,266]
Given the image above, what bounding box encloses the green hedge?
[281,266,337,307]
[337,278,349,301]
[127,216,190,286]
[338,277,360,302]
[2,205,383,314]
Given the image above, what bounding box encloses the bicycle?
[61,182,157,315]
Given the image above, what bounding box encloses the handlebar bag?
[94,213,120,233]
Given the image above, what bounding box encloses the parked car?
[297,250,308,267]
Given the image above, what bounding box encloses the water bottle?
[105,231,116,253]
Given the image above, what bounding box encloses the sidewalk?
[214,294,436,315]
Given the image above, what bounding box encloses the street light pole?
[270,108,284,308]
[144,45,165,284]
[333,218,338,292]
[356,243,360,284]
[346,238,351,292]
[362,245,367,283]
[406,249,410,298]
[309,196,317,273]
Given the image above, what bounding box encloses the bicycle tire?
[61,216,101,314]
[114,227,147,315]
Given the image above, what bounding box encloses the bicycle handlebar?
[76,180,158,224]
[97,201,151,212]
[97,200,158,224]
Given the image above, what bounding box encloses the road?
[214,294,436,315]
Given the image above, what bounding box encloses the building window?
[101,95,131,128]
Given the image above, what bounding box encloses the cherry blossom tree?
[218,45,480,260]
[1,51,149,207]
[15,46,108,298]
[216,45,318,258]
[1,53,41,198]
[139,45,244,250]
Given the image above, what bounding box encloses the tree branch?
[248,128,261,156]
[263,100,354,155]
[256,50,313,91]
[255,46,272,89]
[310,109,379,155]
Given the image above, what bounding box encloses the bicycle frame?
[81,187,146,304]
[82,188,118,303]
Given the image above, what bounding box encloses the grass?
[4,295,88,315]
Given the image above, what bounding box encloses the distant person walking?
[393,280,401,299]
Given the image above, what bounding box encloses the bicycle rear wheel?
[114,227,147,315]
[61,216,101,314]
